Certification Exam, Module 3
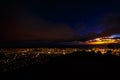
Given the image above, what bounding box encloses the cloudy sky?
[1,0,120,42]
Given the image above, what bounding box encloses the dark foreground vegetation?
[0,51,120,79]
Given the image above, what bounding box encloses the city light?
[0,48,120,56]
[0,47,120,72]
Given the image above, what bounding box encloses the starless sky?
[1,0,120,42]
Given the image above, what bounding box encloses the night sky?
[1,0,120,42]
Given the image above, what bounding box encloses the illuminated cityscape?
[0,48,120,56]
[0,47,120,72]
[1,0,120,78]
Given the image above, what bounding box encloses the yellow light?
[86,41,105,44]
[48,51,51,54]
[63,52,66,55]
[95,38,101,41]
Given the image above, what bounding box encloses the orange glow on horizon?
[86,41,105,44]
[85,37,119,45]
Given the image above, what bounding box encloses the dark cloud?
[1,0,120,42]
[0,16,75,42]
[77,14,120,41]
[1,0,76,42]
[77,32,99,41]
[100,14,120,36]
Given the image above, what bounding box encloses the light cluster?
[0,47,120,72]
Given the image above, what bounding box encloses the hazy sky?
[1,0,120,42]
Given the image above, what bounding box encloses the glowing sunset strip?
[85,38,118,45]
